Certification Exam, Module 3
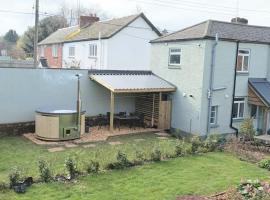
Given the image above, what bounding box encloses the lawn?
[0,134,269,200]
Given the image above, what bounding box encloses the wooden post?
[110,91,115,132]
[151,93,155,127]
[264,108,269,135]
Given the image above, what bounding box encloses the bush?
[239,118,256,141]
[9,167,22,188]
[237,179,270,199]
[190,135,203,154]
[175,140,185,157]
[106,151,133,170]
[203,133,221,152]
[0,181,8,192]
[151,148,161,162]
[134,150,145,165]
[65,157,78,179]
[86,160,100,174]
[258,159,270,170]
[38,160,52,182]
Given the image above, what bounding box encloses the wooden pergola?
[89,72,176,131]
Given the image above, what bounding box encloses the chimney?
[231,17,248,25]
[79,14,99,28]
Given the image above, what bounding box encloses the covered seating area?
[89,70,176,132]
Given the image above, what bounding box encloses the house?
[150,17,270,136]
[38,13,161,70]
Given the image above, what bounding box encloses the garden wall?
[0,67,135,134]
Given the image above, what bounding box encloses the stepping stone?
[108,141,123,146]
[134,139,145,142]
[48,147,65,152]
[155,132,170,137]
[157,137,168,140]
[65,143,78,148]
[83,144,96,148]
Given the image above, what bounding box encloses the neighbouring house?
[38,13,161,70]
[150,17,270,136]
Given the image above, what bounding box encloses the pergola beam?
[110,91,115,132]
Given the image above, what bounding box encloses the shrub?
[65,157,78,179]
[237,179,270,199]
[0,181,8,192]
[9,167,22,188]
[106,151,133,170]
[151,148,161,162]
[134,150,145,165]
[175,140,185,157]
[258,159,270,170]
[38,160,52,182]
[190,135,203,154]
[203,133,221,152]
[239,118,256,141]
[86,160,100,174]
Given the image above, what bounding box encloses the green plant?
[65,157,78,179]
[106,151,133,170]
[8,167,22,188]
[203,133,220,152]
[38,160,52,182]
[239,118,256,141]
[175,140,185,157]
[151,148,161,162]
[258,159,270,170]
[134,150,145,165]
[0,181,8,192]
[190,135,202,154]
[237,179,270,199]
[86,160,100,174]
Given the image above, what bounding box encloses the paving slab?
[108,141,123,146]
[65,143,78,148]
[83,144,96,148]
[48,147,65,152]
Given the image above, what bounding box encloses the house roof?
[89,70,176,93]
[248,78,270,107]
[39,13,161,45]
[151,20,270,44]
[38,26,79,45]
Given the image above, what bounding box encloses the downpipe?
[75,74,82,133]
[206,33,218,135]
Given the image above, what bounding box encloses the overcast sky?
[1,0,270,36]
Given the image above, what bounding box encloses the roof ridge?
[210,19,270,29]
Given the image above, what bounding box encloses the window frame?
[89,44,97,58]
[237,49,250,73]
[68,46,75,58]
[168,48,181,68]
[52,45,58,58]
[210,105,218,125]
[233,97,245,119]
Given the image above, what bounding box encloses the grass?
[0,153,269,200]
[0,134,270,200]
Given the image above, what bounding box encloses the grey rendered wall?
[0,68,135,124]
[150,40,206,134]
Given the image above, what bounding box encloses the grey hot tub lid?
[36,108,86,115]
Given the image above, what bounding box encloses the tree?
[4,29,19,43]
[19,16,67,56]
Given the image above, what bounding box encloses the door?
[158,101,172,130]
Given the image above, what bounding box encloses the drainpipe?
[230,41,240,137]
[206,33,219,135]
[99,32,102,69]
[75,74,82,133]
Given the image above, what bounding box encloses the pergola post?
[110,91,115,132]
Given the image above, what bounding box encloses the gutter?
[206,33,218,135]
[230,41,240,136]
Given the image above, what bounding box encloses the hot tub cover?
[36,107,86,115]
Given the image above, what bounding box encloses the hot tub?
[35,108,86,141]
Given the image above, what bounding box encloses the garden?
[1,124,270,200]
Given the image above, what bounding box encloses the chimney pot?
[79,15,99,28]
[231,17,248,25]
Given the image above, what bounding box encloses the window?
[237,49,250,72]
[250,105,257,118]
[89,44,97,57]
[52,45,58,57]
[232,98,245,119]
[210,106,218,125]
[169,48,181,66]
[69,46,75,57]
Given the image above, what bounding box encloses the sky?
[1,0,270,35]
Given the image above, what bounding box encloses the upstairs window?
[232,97,245,119]
[169,48,181,67]
[89,44,97,57]
[210,106,218,125]
[237,49,250,72]
[52,45,58,57]
[69,46,75,57]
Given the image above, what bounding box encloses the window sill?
[88,56,97,59]
[210,124,219,128]
[233,118,244,122]
[236,72,249,76]
[168,65,181,69]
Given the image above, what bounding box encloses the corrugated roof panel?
[249,78,270,107]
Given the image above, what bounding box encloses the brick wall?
[40,44,63,68]
[0,121,35,136]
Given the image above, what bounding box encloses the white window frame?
[168,48,181,67]
[237,49,250,73]
[52,45,58,58]
[210,106,218,125]
[69,46,75,58]
[233,98,245,119]
[89,44,97,58]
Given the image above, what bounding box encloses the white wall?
[62,16,159,70]
[151,40,206,134]
[0,68,135,123]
